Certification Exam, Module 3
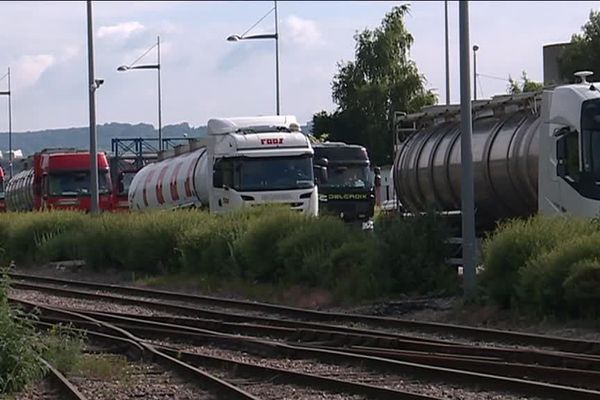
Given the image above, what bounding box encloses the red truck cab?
[6,149,113,212]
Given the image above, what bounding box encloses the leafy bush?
[277,216,358,286]
[480,216,596,308]
[517,232,600,316]
[4,211,86,265]
[0,276,46,394]
[563,259,600,318]
[179,213,250,278]
[238,210,309,283]
[0,207,460,304]
[328,238,380,302]
[374,211,455,295]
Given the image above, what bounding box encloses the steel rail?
[20,295,600,373]
[9,272,600,354]
[8,278,451,345]
[16,299,447,400]
[41,358,88,400]
[18,298,600,400]
[41,311,600,391]
[13,277,600,369]
[156,346,441,400]
[14,299,261,400]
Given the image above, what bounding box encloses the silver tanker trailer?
[393,72,600,230]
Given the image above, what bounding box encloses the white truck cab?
[206,115,318,215]
[538,72,600,218]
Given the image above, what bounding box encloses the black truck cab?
[313,142,375,225]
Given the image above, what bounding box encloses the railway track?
[26,301,447,400]
[9,272,600,352]
[41,358,88,400]
[6,272,600,399]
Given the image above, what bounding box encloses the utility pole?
[7,68,12,179]
[459,1,476,298]
[157,35,162,150]
[473,44,479,100]
[274,0,280,115]
[445,0,450,105]
[86,0,99,214]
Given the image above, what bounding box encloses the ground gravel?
[150,341,546,400]
[67,354,215,400]
[11,379,59,400]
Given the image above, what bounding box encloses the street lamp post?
[117,36,162,150]
[444,0,450,105]
[227,0,280,115]
[460,1,476,299]
[87,0,100,214]
[0,67,12,178]
[473,44,479,100]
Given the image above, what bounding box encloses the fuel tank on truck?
[128,145,210,211]
[5,169,35,212]
[393,93,542,229]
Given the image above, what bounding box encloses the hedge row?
[0,208,456,302]
[480,216,600,318]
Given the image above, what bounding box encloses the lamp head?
[117,65,129,72]
[227,34,241,42]
[473,44,479,52]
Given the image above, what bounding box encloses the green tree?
[313,5,436,165]
[558,10,600,82]
[507,71,543,94]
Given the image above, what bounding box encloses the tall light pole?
[0,68,12,178]
[473,44,479,100]
[117,36,162,150]
[227,0,280,115]
[444,0,450,105]
[459,1,476,299]
[87,0,100,214]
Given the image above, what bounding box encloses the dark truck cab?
[313,142,375,227]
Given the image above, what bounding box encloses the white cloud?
[60,45,80,62]
[97,21,145,39]
[284,16,322,49]
[14,54,56,89]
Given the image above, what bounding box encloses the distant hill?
[0,122,206,158]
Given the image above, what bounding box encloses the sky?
[0,0,598,132]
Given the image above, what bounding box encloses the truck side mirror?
[556,135,567,161]
[315,157,329,167]
[556,135,568,177]
[314,166,328,184]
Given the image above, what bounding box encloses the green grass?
[74,354,130,380]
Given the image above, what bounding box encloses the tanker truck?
[128,115,319,215]
[393,72,600,230]
[5,149,113,212]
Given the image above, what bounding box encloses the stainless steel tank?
[394,110,540,228]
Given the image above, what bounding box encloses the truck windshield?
[323,165,371,188]
[49,171,112,196]
[582,99,600,179]
[220,155,314,192]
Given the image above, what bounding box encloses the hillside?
[0,122,207,158]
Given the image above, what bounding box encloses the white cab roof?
[207,115,300,135]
